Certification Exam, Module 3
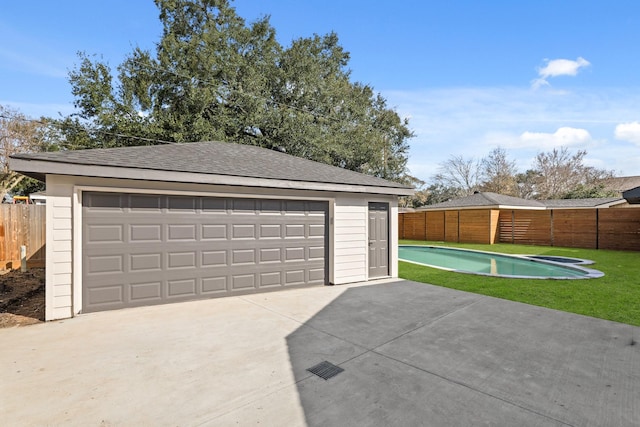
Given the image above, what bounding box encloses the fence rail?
[0,204,46,270]
[400,208,640,251]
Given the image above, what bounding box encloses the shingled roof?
[541,198,625,208]
[417,192,628,210]
[10,141,414,195]
[602,176,640,194]
[418,192,546,210]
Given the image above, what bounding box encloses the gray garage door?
[82,192,328,313]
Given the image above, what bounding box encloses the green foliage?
[399,240,640,326]
[562,183,619,199]
[55,0,413,182]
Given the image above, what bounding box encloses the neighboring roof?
[602,176,640,193]
[416,192,630,211]
[541,198,626,209]
[418,192,546,211]
[10,141,414,196]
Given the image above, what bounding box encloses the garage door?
[82,192,328,313]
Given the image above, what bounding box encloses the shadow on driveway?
[1,279,638,426]
[286,280,640,426]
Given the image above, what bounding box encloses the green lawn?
[399,240,640,326]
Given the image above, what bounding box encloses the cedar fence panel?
[459,209,492,244]
[0,204,46,270]
[398,212,405,239]
[426,211,445,241]
[511,210,552,246]
[553,209,597,249]
[498,210,515,243]
[400,207,639,251]
[402,212,426,240]
[444,211,459,242]
[599,209,640,251]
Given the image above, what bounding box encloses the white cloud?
[614,122,640,146]
[532,57,590,89]
[383,86,640,181]
[519,127,591,149]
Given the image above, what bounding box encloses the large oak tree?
[57,0,413,181]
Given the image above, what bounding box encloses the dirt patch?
[0,268,45,328]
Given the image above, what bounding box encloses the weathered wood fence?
[399,208,640,251]
[0,204,46,270]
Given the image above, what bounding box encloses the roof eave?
[10,158,414,196]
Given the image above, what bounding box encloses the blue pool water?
[398,246,603,279]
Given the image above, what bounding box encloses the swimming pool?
[398,245,604,279]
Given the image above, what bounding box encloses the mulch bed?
[0,268,45,328]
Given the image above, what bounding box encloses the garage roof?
[10,141,414,195]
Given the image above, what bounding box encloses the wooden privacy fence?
[0,204,46,269]
[400,208,640,251]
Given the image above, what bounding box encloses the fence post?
[20,245,27,272]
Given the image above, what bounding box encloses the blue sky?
[2,0,639,181]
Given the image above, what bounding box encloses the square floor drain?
[307,361,344,380]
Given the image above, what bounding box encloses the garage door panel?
[167,224,197,241]
[309,268,325,282]
[232,199,257,212]
[167,252,197,269]
[86,285,124,307]
[202,276,228,293]
[259,224,282,238]
[130,253,162,272]
[202,250,227,266]
[285,270,305,285]
[167,278,197,297]
[232,274,256,290]
[85,193,124,210]
[83,192,328,313]
[86,254,124,275]
[260,271,282,287]
[260,199,283,213]
[129,194,163,210]
[130,224,162,242]
[86,224,124,243]
[259,248,282,263]
[202,224,228,240]
[232,224,256,239]
[167,196,197,211]
[130,281,162,302]
[202,198,227,212]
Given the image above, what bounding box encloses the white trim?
[72,184,337,315]
[73,184,335,201]
[72,188,82,316]
[44,184,55,320]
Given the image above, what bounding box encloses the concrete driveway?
[1,279,638,426]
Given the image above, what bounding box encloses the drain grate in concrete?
[307,361,344,380]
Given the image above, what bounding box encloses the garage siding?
[82,192,328,313]
[333,198,367,284]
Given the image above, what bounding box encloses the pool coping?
[399,245,605,280]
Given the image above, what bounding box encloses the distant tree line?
[401,147,618,208]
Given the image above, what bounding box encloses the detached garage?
[10,142,413,320]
